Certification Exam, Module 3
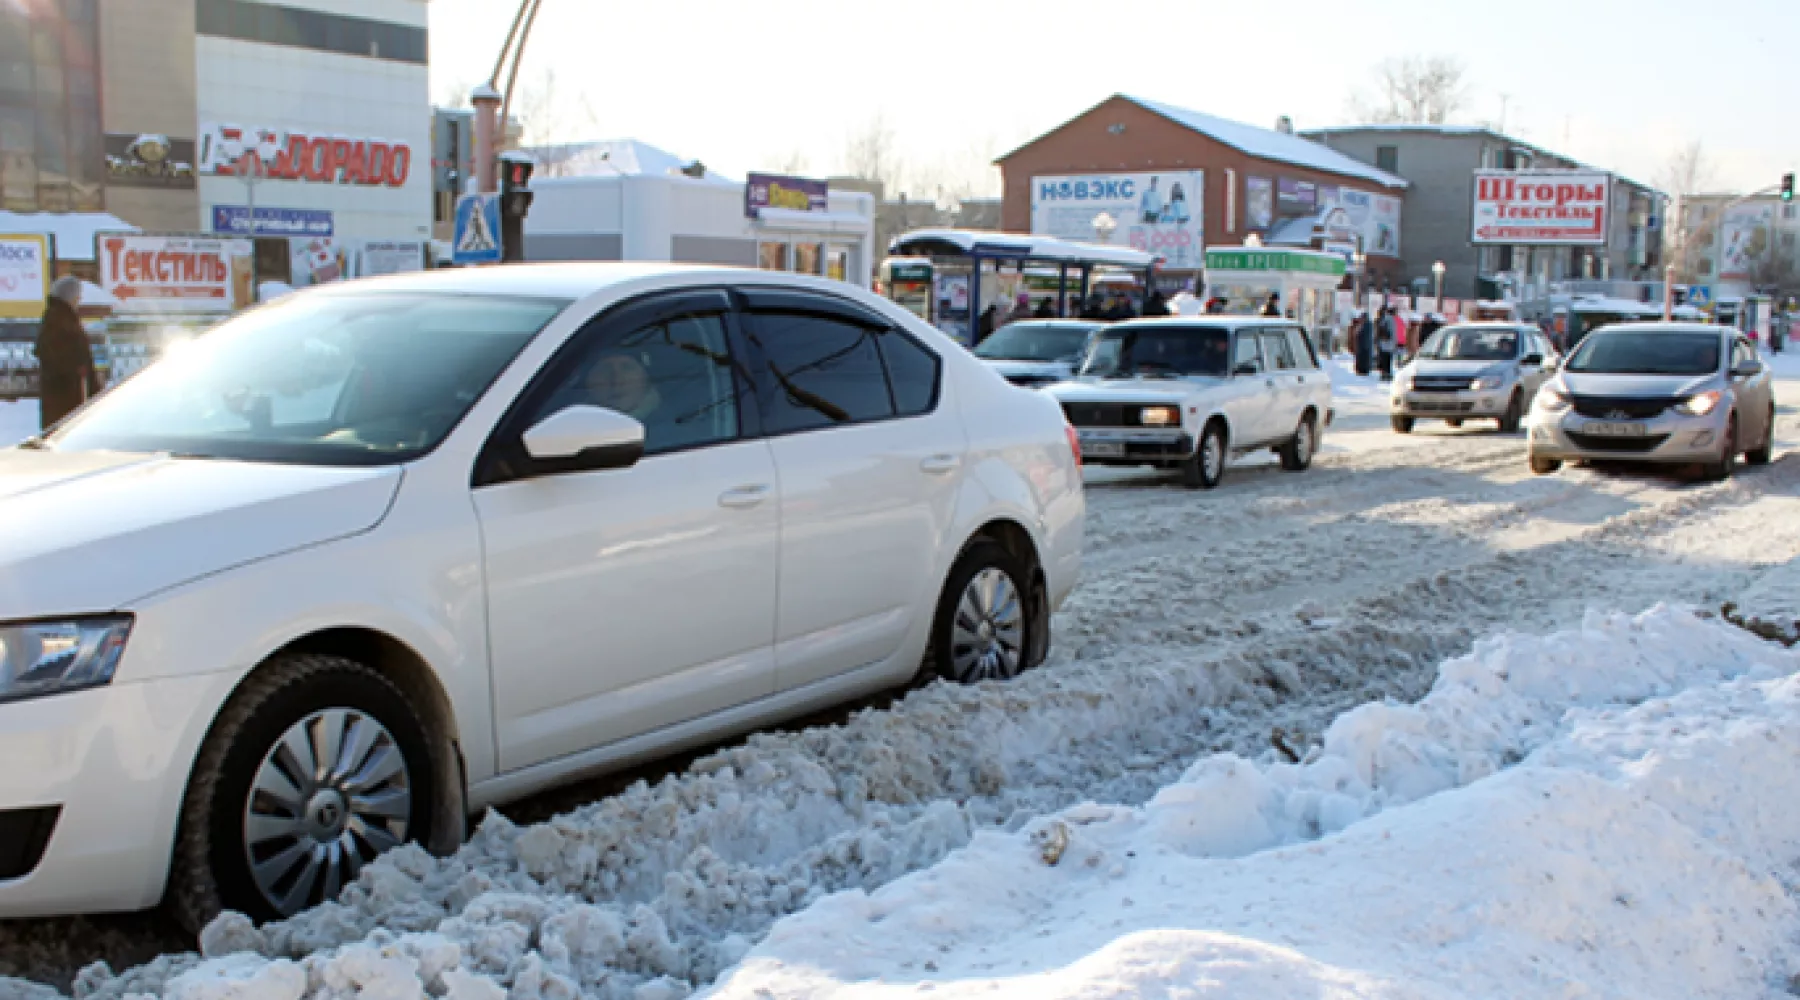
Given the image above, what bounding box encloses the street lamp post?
[1431,260,1446,309]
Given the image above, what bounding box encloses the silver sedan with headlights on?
[1527,323,1776,480]
[1390,323,1559,434]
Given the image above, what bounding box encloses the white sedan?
[0,264,1083,926]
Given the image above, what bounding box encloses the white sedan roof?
[307,262,754,302]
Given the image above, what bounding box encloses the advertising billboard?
[0,234,51,320]
[1717,204,1775,282]
[1030,171,1206,269]
[97,233,255,314]
[1472,170,1610,245]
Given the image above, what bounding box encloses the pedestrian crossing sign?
[453,193,502,265]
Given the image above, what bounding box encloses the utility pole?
[472,0,544,195]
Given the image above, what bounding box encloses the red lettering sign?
[1470,170,1609,245]
[203,124,413,188]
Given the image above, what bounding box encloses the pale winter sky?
[428,0,1798,198]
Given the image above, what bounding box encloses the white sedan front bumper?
[0,672,237,917]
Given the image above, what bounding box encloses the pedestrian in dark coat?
[1261,293,1282,317]
[1142,289,1171,317]
[1034,297,1056,318]
[1353,312,1374,375]
[975,305,998,346]
[34,276,102,430]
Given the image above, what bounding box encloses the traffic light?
[497,154,535,263]
[1783,172,1795,203]
[500,155,535,217]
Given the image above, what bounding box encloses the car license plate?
[1083,440,1125,457]
[1584,421,1646,437]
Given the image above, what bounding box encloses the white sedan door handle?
[920,454,961,475]
[718,484,771,509]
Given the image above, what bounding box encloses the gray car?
[1527,322,1777,480]
[1390,323,1558,434]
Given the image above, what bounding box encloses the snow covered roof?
[0,210,140,261]
[1301,124,1662,196]
[521,138,739,187]
[1116,96,1408,190]
[889,229,1160,268]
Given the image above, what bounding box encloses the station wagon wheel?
[1279,413,1316,472]
[1183,423,1226,490]
[169,654,437,931]
[928,541,1036,685]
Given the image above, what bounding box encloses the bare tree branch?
[1347,55,1472,125]
[1659,142,1721,283]
[509,68,601,177]
[842,114,904,194]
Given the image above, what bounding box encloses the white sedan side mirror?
[521,405,646,471]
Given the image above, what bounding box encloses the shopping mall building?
[2,0,430,278]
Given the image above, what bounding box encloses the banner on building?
[1246,176,1274,229]
[1277,178,1317,215]
[0,234,51,319]
[212,205,335,237]
[289,237,426,287]
[1472,169,1610,245]
[1717,204,1775,282]
[97,233,254,314]
[198,123,414,188]
[1321,187,1402,257]
[745,173,828,216]
[1030,171,1206,269]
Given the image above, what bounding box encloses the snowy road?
[9,360,1800,996]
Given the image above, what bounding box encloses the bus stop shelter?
[889,229,1160,346]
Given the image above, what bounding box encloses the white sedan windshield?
[45,292,566,465]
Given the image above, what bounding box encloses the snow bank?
[708,605,1800,999]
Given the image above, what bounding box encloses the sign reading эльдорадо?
[1471,169,1611,245]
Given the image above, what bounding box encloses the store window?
[758,243,787,271]
[793,242,823,276]
[1375,146,1399,173]
[826,246,849,282]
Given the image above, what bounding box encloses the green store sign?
[1205,249,1347,277]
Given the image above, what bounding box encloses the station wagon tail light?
[1140,406,1180,427]
[1674,390,1722,416]
[1065,423,1082,466]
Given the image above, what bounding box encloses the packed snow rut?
[10,426,1800,998]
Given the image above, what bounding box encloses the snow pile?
[710,605,1800,999]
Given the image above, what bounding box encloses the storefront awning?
[753,207,870,235]
[890,229,1160,269]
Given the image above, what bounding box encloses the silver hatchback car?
[1527,323,1777,479]
[1391,322,1558,434]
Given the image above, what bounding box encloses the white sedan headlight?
[1470,372,1507,392]
[0,617,133,704]
[1392,372,1412,392]
[1536,385,1572,413]
[1673,390,1722,416]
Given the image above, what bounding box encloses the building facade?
[1,0,107,217]
[998,95,1409,286]
[1303,125,1663,301]
[4,0,429,271]
[1673,194,1800,301]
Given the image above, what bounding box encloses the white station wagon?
[0,264,1083,926]
[1048,318,1334,488]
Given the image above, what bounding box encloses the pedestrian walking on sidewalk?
[34,276,102,430]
